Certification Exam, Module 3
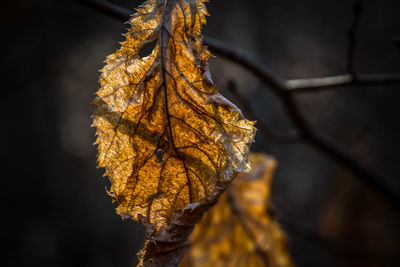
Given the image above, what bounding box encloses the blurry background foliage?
[2,0,400,266]
[180,153,294,267]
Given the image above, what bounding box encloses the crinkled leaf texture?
[93,0,256,265]
[180,153,294,267]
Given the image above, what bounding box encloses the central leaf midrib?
[160,0,193,203]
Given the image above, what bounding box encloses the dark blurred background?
[2,0,400,266]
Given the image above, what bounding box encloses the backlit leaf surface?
[92,0,256,265]
[180,153,294,267]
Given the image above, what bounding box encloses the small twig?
[77,0,400,210]
[347,1,362,78]
[225,80,300,144]
[286,73,400,93]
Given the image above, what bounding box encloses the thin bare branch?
[77,0,400,92]
[77,0,400,211]
[286,73,400,93]
[204,36,400,93]
[203,36,287,93]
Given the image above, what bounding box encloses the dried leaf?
[92,0,255,265]
[180,153,294,267]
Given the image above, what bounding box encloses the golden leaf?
[92,0,256,265]
[180,153,294,267]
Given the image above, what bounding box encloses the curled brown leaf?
[92,0,256,265]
